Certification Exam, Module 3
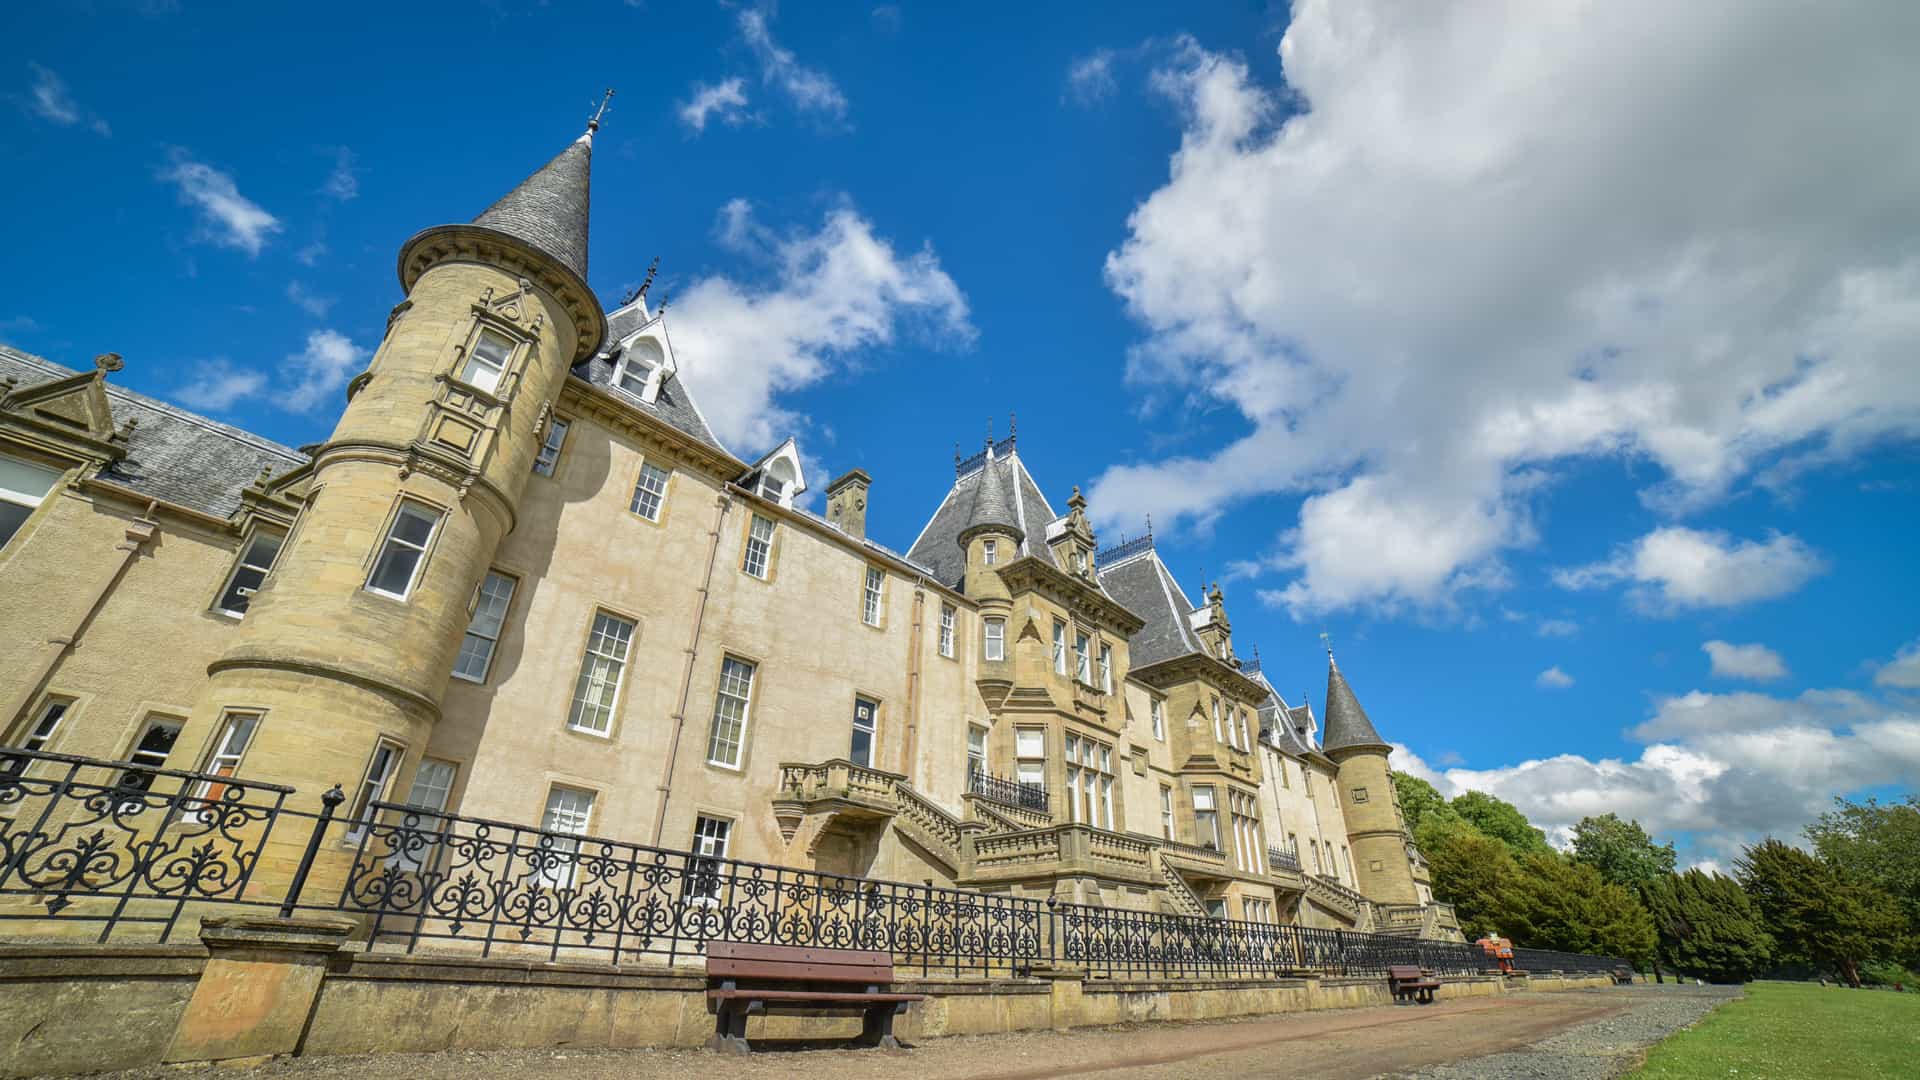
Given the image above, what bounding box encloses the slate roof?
[0,346,306,520]
[572,338,729,460]
[471,134,593,283]
[905,449,1059,589]
[1321,657,1389,752]
[960,448,1023,542]
[1251,668,1322,757]
[1095,544,1205,669]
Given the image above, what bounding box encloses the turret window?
[366,500,441,600]
[983,617,1006,661]
[982,539,997,565]
[460,329,514,395]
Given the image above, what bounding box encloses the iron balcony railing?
[0,748,1636,981]
[967,767,1048,814]
[1267,843,1302,873]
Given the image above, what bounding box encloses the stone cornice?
[997,556,1147,636]
[1130,652,1269,703]
[397,225,606,363]
[559,378,745,480]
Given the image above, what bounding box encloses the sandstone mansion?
[0,121,1458,941]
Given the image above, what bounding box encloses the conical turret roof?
[958,449,1023,546]
[1321,655,1389,753]
[471,134,592,283]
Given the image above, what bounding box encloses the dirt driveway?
[98,988,1715,1080]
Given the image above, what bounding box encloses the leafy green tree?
[1570,813,1677,891]
[1737,838,1910,987]
[1449,790,1554,857]
[1416,816,1517,940]
[1392,773,1455,837]
[1805,796,1920,937]
[1502,850,1657,964]
[1641,870,1773,983]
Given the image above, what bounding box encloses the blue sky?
[5,1,1917,868]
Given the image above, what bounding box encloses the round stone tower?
[1321,652,1422,906]
[183,123,606,816]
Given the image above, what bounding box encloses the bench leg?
[707,1000,750,1054]
[858,1003,905,1050]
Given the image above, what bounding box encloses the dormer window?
[461,329,513,395]
[615,337,667,402]
[1073,549,1087,574]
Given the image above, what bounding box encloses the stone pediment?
[2,368,117,442]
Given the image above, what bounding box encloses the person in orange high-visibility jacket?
[1477,934,1516,975]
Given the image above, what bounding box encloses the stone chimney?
[826,468,872,539]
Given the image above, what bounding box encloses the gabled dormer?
[1045,485,1098,580]
[739,437,807,509]
[608,315,676,406]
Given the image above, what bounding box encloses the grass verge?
[1633,980,1918,1079]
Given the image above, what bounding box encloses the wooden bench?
[1387,964,1441,1004]
[705,942,927,1053]
[1611,966,1635,985]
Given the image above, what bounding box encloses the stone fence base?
[0,919,1619,1078]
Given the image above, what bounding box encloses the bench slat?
[709,990,926,1003]
[706,942,895,984]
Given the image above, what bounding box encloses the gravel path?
[76,988,1709,1080]
[1393,983,1743,1079]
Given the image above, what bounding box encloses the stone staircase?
[1154,850,1212,918]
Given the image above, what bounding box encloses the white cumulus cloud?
[1553,527,1826,613]
[667,199,973,453]
[1085,3,1920,616]
[1703,640,1788,681]
[679,78,751,132]
[157,149,282,256]
[173,330,366,415]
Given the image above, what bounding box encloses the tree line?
[1395,775,1917,987]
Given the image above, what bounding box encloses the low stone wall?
[0,921,1623,1078]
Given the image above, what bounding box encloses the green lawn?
[1634,980,1920,1079]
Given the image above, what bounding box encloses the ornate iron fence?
[967,767,1048,814]
[0,749,294,942]
[0,749,1631,980]
[332,802,1046,976]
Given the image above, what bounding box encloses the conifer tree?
[1641,869,1773,983]
[1737,838,1909,987]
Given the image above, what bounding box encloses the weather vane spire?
[588,88,615,134]
[1320,630,1334,661]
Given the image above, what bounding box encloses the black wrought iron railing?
[967,767,1048,814]
[1267,844,1302,873]
[0,749,1634,981]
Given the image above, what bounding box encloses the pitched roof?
[1321,656,1389,752]
[471,134,593,283]
[1095,542,1204,669]
[571,356,728,460]
[1251,668,1322,758]
[905,444,1059,589]
[0,346,306,520]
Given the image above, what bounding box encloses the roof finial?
[1321,630,1334,662]
[638,255,659,300]
[985,416,994,451]
[587,88,615,135]
[1146,514,1153,539]
[954,441,962,468]
[1008,410,1016,446]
